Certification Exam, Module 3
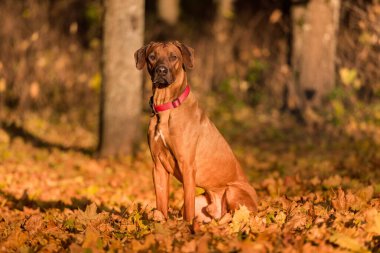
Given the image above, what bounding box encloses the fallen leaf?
[364,208,380,235]
[82,226,101,249]
[329,232,369,252]
[323,175,342,188]
[230,205,250,233]
[181,239,196,253]
[218,212,232,225]
[84,203,98,219]
[356,186,374,203]
[332,188,347,211]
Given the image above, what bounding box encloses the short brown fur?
[135,41,258,222]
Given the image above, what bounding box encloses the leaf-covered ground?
[0,109,380,252]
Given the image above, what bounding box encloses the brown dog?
[134,41,258,222]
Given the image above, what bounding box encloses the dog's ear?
[174,41,194,70]
[134,45,147,70]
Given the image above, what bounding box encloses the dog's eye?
[148,55,156,61]
[169,55,177,62]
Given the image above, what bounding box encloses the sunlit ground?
[0,102,379,252]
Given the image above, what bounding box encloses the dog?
[134,41,258,223]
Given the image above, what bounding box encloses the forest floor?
[0,107,380,252]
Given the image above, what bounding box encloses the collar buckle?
[172,98,181,108]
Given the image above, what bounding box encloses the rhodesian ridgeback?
[135,41,258,223]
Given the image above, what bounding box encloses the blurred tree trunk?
[212,0,235,88]
[99,0,144,157]
[157,0,179,25]
[287,0,340,122]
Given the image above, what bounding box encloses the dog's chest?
[149,114,172,150]
[154,128,168,148]
[149,114,179,175]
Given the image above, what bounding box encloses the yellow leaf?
[86,185,99,196]
[359,32,374,45]
[340,68,357,86]
[195,187,205,196]
[230,205,250,233]
[331,100,345,118]
[365,208,380,235]
[275,211,287,225]
[329,233,369,252]
[89,72,101,92]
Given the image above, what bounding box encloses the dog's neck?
[152,70,188,106]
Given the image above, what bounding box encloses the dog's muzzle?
[153,65,173,87]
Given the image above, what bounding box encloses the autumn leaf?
[323,175,342,189]
[24,214,44,235]
[329,233,370,253]
[356,186,374,203]
[230,205,251,233]
[331,188,347,211]
[181,239,196,253]
[84,202,98,219]
[131,234,156,252]
[82,226,102,249]
[340,68,358,86]
[274,211,287,225]
[364,208,380,235]
[1,78,380,252]
[284,213,307,232]
[218,212,232,225]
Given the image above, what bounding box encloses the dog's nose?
[155,65,168,76]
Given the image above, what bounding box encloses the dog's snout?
[155,65,168,76]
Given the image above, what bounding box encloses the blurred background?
[0,0,379,161]
[1,2,380,251]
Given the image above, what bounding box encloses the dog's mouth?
[152,77,172,88]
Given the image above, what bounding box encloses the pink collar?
[150,85,191,113]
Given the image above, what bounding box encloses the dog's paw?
[152,210,166,222]
[205,205,217,217]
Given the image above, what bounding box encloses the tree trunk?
[99,0,144,157]
[157,0,180,25]
[288,0,340,118]
[212,0,235,87]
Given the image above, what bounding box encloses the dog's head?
[134,41,194,88]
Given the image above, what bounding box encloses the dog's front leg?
[182,164,196,222]
[153,160,170,219]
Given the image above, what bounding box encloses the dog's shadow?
[0,189,117,214]
[0,120,93,155]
